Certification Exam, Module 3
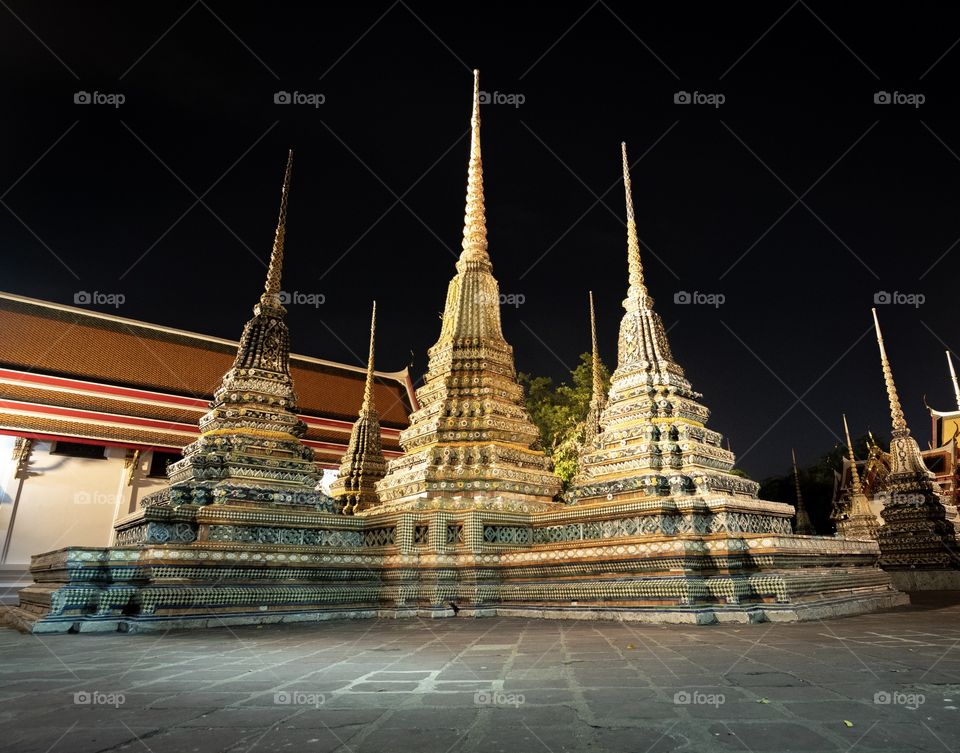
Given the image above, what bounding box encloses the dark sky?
[2,2,959,481]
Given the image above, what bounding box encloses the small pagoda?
[790,449,816,535]
[329,302,388,515]
[834,415,879,540]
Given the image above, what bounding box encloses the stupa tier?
[570,144,757,504]
[374,71,561,512]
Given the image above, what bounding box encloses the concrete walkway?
[1,594,959,752]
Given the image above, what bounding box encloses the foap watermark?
[474,690,525,708]
[874,690,925,709]
[73,691,125,707]
[479,90,525,108]
[274,690,325,708]
[874,91,925,108]
[876,491,928,508]
[477,292,526,308]
[274,91,325,108]
[74,291,125,308]
[674,290,725,308]
[74,91,125,108]
[674,91,725,108]
[279,290,325,308]
[873,290,924,308]
[74,491,119,505]
[674,690,725,707]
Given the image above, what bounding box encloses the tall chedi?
[329,302,388,515]
[376,71,561,511]
[151,150,330,511]
[870,309,959,572]
[571,144,758,503]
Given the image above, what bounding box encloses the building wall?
[0,439,168,566]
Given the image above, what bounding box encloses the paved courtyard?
[1,596,959,753]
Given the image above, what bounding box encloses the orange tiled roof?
[0,293,414,465]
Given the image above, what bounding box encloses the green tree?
[519,352,611,498]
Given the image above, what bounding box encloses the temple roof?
[0,291,414,466]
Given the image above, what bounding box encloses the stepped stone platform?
[1,495,906,634]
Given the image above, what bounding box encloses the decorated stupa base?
[3,492,905,634]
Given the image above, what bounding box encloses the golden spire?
[621,142,648,303]
[259,149,293,314]
[361,301,376,413]
[948,351,960,411]
[843,414,864,496]
[589,291,602,400]
[460,69,489,265]
[871,308,907,434]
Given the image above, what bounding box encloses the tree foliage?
[519,352,611,497]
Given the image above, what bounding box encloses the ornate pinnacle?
[258,149,293,315]
[459,69,489,265]
[362,301,377,413]
[843,414,864,496]
[589,291,602,401]
[871,308,908,434]
[621,142,648,304]
[791,448,803,505]
[948,351,960,411]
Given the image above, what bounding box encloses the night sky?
[2,2,959,481]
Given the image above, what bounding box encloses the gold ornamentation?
[258,149,292,316]
[947,350,960,411]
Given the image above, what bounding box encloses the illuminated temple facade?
[2,71,913,633]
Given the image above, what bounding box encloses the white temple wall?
[0,441,169,566]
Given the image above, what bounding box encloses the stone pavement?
[1,595,959,753]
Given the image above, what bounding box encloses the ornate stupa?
[329,302,388,515]
[138,150,331,514]
[835,414,879,540]
[870,309,959,571]
[571,143,757,502]
[790,449,816,534]
[2,93,908,634]
[375,70,561,511]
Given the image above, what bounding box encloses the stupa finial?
[589,291,602,401]
[362,301,377,413]
[871,308,907,434]
[460,69,489,264]
[578,290,607,453]
[259,149,293,315]
[947,351,960,411]
[843,414,864,495]
[621,142,648,303]
[791,448,803,505]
